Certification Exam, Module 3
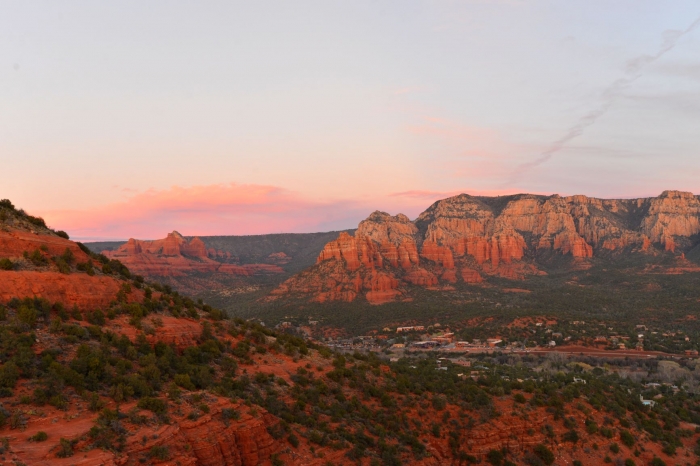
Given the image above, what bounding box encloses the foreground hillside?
[4,200,700,465]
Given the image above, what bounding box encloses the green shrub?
[55,230,69,239]
[0,199,15,210]
[609,442,619,453]
[174,374,195,390]
[88,392,105,412]
[17,304,38,327]
[54,257,71,274]
[56,438,74,458]
[619,429,634,447]
[585,419,598,434]
[87,310,105,326]
[532,444,554,465]
[137,397,167,416]
[25,214,47,228]
[29,431,48,442]
[486,449,504,465]
[288,433,299,448]
[149,445,170,460]
[0,258,13,270]
[562,430,579,443]
[76,260,95,276]
[27,249,48,266]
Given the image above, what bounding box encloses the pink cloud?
[39,183,376,241]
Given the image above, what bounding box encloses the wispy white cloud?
[510,15,700,182]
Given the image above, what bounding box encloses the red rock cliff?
[272,191,700,303]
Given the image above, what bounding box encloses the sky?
[2,1,700,240]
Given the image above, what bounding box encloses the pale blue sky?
[2,1,699,238]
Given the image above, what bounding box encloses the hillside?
[3,199,700,465]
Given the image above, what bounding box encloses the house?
[433,337,451,345]
[487,339,503,347]
[640,394,655,407]
[548,341,556,347]
[455,341,470,348]
[414,326,425,331]
[396,327,414,333]
[573,377,586,384]
[452,359,471,368]
[413,341,440,348]
[685,349,699,356]
[391,343,405,349]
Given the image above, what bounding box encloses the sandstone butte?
[271,190,700,304]
[103,231,285,278]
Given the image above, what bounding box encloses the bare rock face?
[356,211,418,246]
[162,231,184,255]
[181,236,208,258]
[641,190,700,250]
[272,191,700,304]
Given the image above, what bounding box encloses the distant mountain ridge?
[271,190,700,304]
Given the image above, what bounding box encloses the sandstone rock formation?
[0,229,143,309]
[272,191,700,303]
[104,231,285,280]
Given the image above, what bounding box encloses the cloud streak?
[39,183,375,240]
[511,15,700,181]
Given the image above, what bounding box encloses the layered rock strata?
[272,191,700,303]
[104,231,285,278]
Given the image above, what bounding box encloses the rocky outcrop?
[104,231,285,280]
[141,401,280,466]
[180,236,208,258]
[0,229,90,262]
[272,191,700,303]
[0,271,142,309]
[0,229,142,309]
